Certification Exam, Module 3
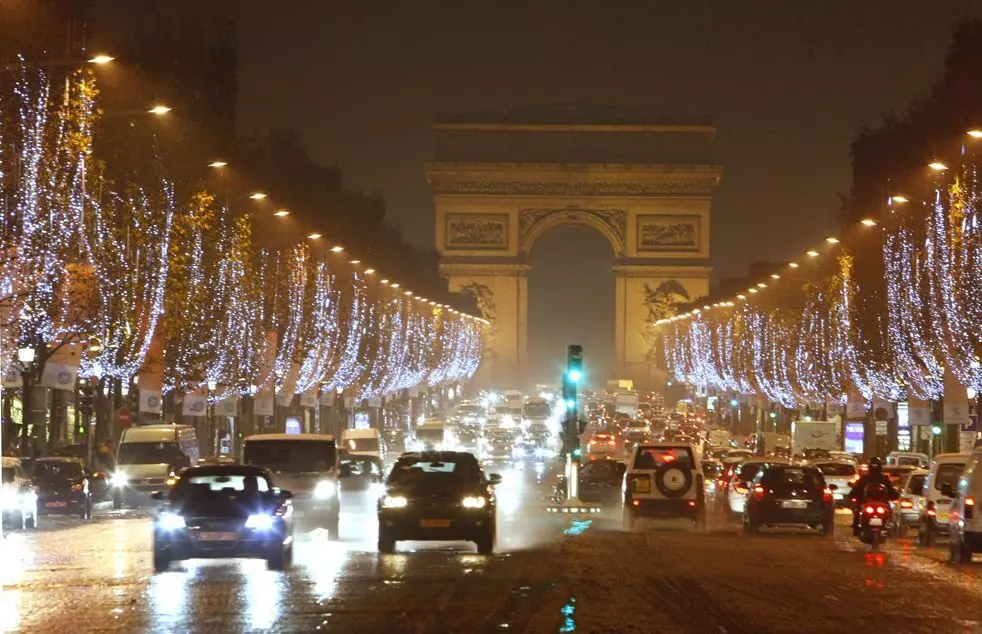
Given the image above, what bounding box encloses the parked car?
[918,452,970,547]
[1,456,38,530]
[33,457,94,519]
[744,463,835,534]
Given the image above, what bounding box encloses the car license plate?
[633,479,651,494]
[421,519,450,528]
[199,532,236,541]
[45,501,68,508]
[869,518,883,526]
[781,500,807,509]
[833,493,844,500]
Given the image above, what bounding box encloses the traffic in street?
[7,390,982,633]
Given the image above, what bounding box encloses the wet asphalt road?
[7,463,982,633]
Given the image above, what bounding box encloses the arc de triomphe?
[427,105,721,391]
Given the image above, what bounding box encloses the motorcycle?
[857,500,891,552]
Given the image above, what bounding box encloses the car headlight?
[245,514,275,531]
[381,495,408,509]
[313,480,337,500]
[462,496,486,509]
[157,512,186,530]
[110,472,129,487]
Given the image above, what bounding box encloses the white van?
[242,433,345,539]
[946,449,982,563]
[918,452,970,547]
[342,428,383,461]
[112,424,199,509]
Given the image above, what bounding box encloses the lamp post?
[17,345,36,456]
[207,380,217,457]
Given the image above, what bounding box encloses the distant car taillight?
[926,500,936,517]
[899,499,914,509]
[875,505,887,515]
[733,483,748,495]
[966,496,976,519]
[864,505,875,515]
[753,485,765,502]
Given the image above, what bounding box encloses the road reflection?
[0,532,32,632]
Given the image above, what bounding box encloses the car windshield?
[907,474,926,495]
[814,463,857,476]
[935,463,965,490]
[894,455,923,466]
[34,461,84,481]
[416,428,444,441]
[118,442,183,465]
[524,402,551,418]
[243,440,336,473]
[344,437,380,453]
[633,447,693,470]
[170,472,272,515]
[388,455,481,486]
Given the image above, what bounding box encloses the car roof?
[35,456,84,464]
[396,450,476,461]
[243,433,336,442]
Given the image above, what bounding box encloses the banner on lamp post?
[321,391,336,407]
[2,366,22,388]
[944,369,971,427]
[216,397,238,418]
[908,395,932,426]
[299,391,318,409]
[182,390,207,417]
[845,384,866,420]
[139,390,163,414]
[254,392,274,417]
[41,343,83,392]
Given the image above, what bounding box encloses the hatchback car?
[377,451,500,554]
[33,457,93,519]
[744,464,835,534]
[812,461,859,508]
[151,464,295,572]
[726,458,791,516]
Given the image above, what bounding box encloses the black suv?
[377,451,501,554]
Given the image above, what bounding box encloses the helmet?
[868,456,883,473]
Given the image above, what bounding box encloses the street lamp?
[88,55,115,65]
[147,105,172,116]
[272,210,290,217]
[17,347,35,365]
[249,192,267,200]
[207,380,218,457]
[208,161,228,168]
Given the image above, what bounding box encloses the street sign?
[874,420,888,436]
[117,408,132,428]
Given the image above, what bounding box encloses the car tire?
[24,508,36,530]
[327,515,340,541]
[267,545,290,571]
[476,525,495,555]
[378,531,396,554]
[743,514,758,535]
[152,548,171,573]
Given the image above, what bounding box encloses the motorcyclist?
[847,457,899,535]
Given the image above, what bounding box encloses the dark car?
[382,429,407,454]
[33,457,93,519]
[743,464,835,534]
[557,459,627,506]
[377,451,501,554]
[340,453,384,492]
[151,465,295,572]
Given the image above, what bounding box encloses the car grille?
[412,497,460,513]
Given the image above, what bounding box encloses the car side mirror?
[339,464,352,478]
[941,484,956,498]
[278,489,294,500]
[150,491,165,500]
[827,484,838,491]
[487,473,503,486]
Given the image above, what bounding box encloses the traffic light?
[566,345,583,385]
[78,381,95,417]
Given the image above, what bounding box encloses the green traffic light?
[567,369,582,383]
[565,399,576,410]
[932,425,943,436]
[572,448,581,457]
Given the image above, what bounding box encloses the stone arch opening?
[519,208,626,258]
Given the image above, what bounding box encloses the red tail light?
[875,505,887,515]
[632,499,640,507]
[753,485,765,502]
[926,500,936,517]
[822,488,833,504]
[966,497,976,507]
[864,505,876,515]
[687,500,697,508]
[900,499,914,508]
[734,483,748,495]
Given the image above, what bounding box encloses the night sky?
[169,3,982,383]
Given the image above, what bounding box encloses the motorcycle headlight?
[461,496,486,509]
[313,480,337,500]
[157,512,186,530]
[245,514,275,531]
[110,472,129,488]
[381,495,408,509]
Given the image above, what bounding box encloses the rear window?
[761,467,825,489]
[388,455,481,485]
[34,461,84,481]
[633,447,693,471]
[935,463,965,490]
[906,474,926,495]
[734,462,766,482]
[814,463,857,476]
[344,437,380,453]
